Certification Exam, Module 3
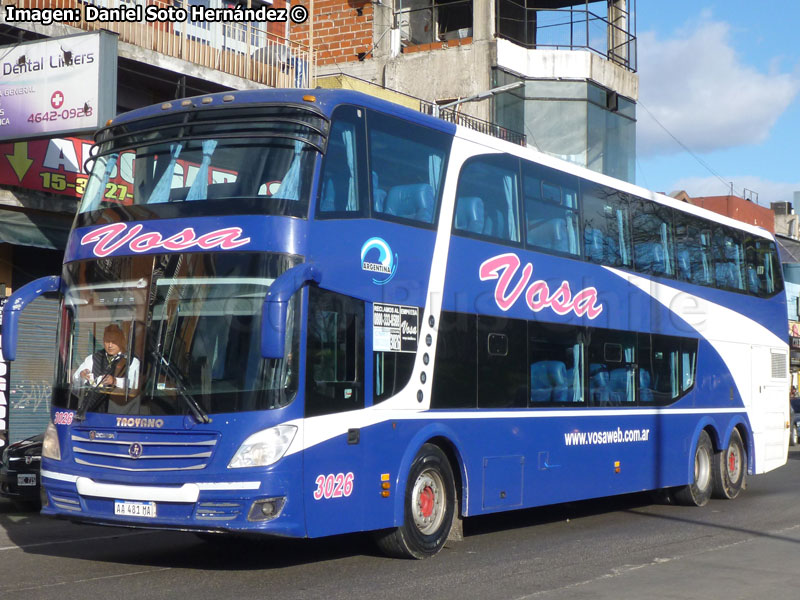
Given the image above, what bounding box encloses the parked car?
[0,433,43,508]
[791,396,800,447]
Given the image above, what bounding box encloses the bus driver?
[73,324,140,413]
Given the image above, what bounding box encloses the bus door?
[750,344,790,473]
[303,287,366,536]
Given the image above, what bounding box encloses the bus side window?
[478,316,527,408]
[631,200,674,277]
[368,110,449,226]
[430,312,477,409]
[455,155,521,242]
[581,184,632,268]
[523,162,580,257]
[712,227,745,291]
[587,329,635,406]
[744,236,782,297]
[317,106,367,218]
[305,288,365,417]
[528,322,584,406]
[638,334,697,404]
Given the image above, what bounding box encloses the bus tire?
[711,428,746,500]
[673,430,713,507]
[374,443,456,559]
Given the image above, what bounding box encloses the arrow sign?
[5,143,33,183]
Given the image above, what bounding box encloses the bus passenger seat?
[320,178,336,212]
[372,171,387,213]
[584,228,604,262]
[639,369,654,403]
[386,184,434,223]
[544,218,569,253]
[530,361,567,404]
[589,363,610,405]
[747,266,760,294]
[455,197,485,234]
[677,250,691,280]
[609,368,632,404]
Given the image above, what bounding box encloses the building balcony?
[2,0,316,89]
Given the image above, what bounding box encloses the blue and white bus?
[2,89,789,559]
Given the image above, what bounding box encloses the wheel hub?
[419,486,434,518]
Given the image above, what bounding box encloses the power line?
[638,99,737,197]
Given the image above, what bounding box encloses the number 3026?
[313,472,354,500]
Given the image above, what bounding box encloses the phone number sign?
[373,303,419,353]
[0,137,106,199]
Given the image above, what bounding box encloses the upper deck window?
[78,106,326,223]
[316,107,450,227]
[582,183,632,268]
[454,154,521,243]
[523,163,580,256]
[368,111,450,227]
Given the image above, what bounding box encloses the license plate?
[114,501,156,518]
[17,474,36,487]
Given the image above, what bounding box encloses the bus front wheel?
[673,430,713,507]
[711,428,746,500]
[375,443,456,559]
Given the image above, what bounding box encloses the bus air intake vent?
[771,351,788,379]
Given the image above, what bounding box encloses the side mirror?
[261,264,321,359]
[2,275,62,361]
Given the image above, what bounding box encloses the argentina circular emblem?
[360,237,398,285]
[128,442,143,459]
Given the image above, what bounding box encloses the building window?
[395,0,473,47]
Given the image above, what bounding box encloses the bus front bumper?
[39,468,305,537]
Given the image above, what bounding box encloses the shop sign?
[0,137,93,198]
[0,31,116,142]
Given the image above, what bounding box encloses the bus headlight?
[228,425,297,469]
[42,423,61,461]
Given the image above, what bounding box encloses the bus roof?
[108,88,457,137]
[107,88,774,243]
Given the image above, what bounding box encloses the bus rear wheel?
[374,443,456,559]
[673,430,713,507]
[711,428,746,500]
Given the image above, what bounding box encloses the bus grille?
[70,429,219,472]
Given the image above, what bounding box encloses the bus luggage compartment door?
[482,455,524,510]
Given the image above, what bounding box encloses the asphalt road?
[1,449,799,600]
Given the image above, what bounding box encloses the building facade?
[289,0,638,182]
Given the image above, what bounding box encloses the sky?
[634,0,800,208]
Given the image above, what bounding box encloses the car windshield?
[77,106,326,221]
[54,252,300,417]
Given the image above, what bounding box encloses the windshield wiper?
[150,348,212,424]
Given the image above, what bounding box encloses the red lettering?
[129,232,163,253]
[481,253,603,319]
[80,224,251,256]
[479,253,532,311]
[196,227,251,250]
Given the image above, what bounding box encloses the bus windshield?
[54,252,300,417]
[78,106,326,220]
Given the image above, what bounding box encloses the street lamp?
[432,81,524,118]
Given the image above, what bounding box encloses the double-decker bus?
[2,89,789,559]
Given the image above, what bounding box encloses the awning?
[0,209,71,250]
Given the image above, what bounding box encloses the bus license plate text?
[114,501,156,518]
